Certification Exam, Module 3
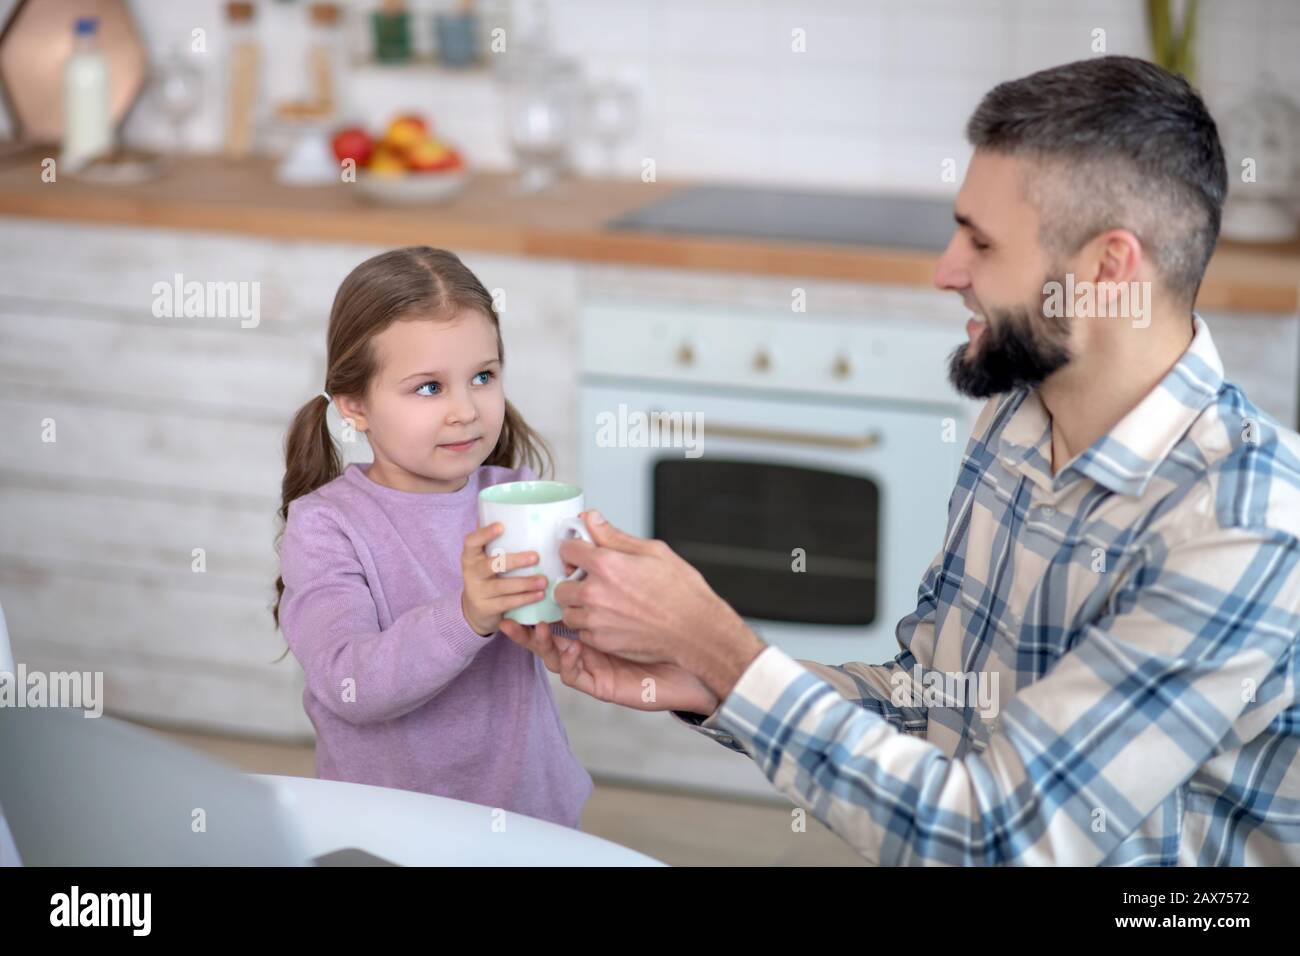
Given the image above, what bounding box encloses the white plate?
[355,169,469,204]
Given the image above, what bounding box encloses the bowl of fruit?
[334,114,468,204]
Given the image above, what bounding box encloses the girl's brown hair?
[271,246,553,630]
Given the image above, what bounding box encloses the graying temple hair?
[966,56,1227,306]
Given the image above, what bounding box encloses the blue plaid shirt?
[674,314,1300,865]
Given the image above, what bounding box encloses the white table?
[251,774,665,867]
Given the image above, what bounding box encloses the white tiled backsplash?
[21,0,1297,196]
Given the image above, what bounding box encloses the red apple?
[332,127,374,167]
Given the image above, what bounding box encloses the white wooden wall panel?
[0,218,584,743]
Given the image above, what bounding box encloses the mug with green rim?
[477,480,594,625]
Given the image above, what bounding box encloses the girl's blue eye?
[415,370,493,396]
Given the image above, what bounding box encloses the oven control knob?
[676,342,695,367]
[832,354,852,378]
[753,348,772,372]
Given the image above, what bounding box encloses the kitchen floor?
[147,725,869,867]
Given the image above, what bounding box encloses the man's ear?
[1093,228,1143,285]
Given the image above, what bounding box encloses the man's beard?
[946,283,1074,398]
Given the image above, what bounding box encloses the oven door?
[579,381,964,665]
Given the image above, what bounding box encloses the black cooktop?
[605,184,956,251]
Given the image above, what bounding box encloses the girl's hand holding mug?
[460,522,548,637]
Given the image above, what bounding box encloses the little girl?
[272,246,593,828]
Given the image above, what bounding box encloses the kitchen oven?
[578,298,974,665]
[564,296,976,797]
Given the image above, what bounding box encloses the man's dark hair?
[966,55,1227,306]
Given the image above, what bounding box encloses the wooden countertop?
[1,154,1297,314]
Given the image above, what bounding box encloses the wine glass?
[503,54,583,193]
[585,75,638,177]
[150,48,203,155]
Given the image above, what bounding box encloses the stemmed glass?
[150,47,203,155]
[585,75,638,177]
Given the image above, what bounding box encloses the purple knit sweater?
[278,460,593,828]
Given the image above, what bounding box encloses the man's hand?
[552,511,767,701]
[499,619,719,715]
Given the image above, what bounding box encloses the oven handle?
[648,412,883,450]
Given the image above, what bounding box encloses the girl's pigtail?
[272,394,341,630]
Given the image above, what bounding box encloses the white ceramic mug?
[477,480,594,624]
